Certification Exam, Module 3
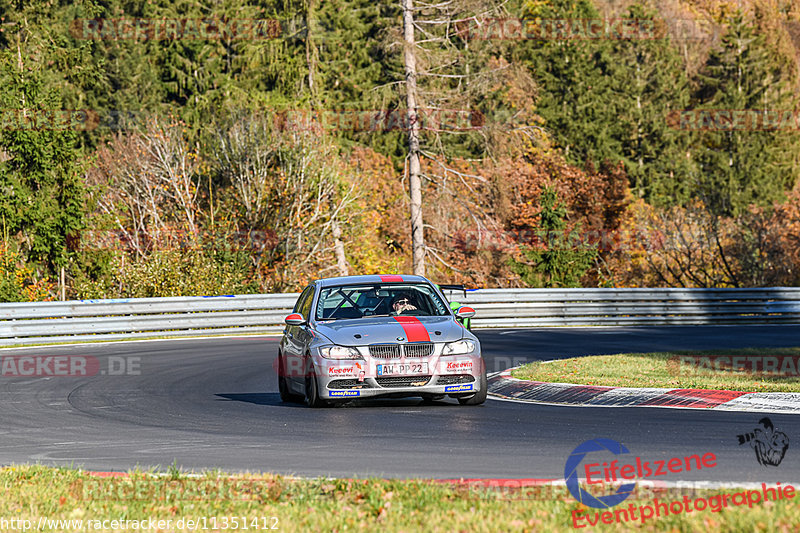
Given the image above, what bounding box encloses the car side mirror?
[285,313,306,326]
[455,306,475,319]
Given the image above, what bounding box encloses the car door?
[284,285,314,391]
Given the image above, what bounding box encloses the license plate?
[377,363,428,376]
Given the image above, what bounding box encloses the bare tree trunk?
[305,0,315,94]
[332,220,348,276]
[402,0,425,276]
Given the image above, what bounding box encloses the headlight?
[442,340,476,356]
[319,345,363,359]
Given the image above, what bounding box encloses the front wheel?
[458,372,487,406]
[304,363,329,408]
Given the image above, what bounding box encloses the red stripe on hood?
[379,275,404,282]
[393,316,431,342]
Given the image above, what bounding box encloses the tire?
[277,353,296,403]
[304,362,329,408]
[458,372,487,406]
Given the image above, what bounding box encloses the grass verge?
[1,466,798,532]
[510,347,800,392]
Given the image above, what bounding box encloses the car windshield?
[315,283,450,320]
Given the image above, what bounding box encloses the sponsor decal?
[738,417,789,467]
[327,362,362,376]
[444,384,473,392]
[329,390,360,397]
[393,316,431,342]
[445,360,473,372]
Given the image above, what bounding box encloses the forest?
[0,0,799,300]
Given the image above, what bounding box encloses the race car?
[277,274,486,407]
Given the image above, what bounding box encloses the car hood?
[312,316,465,346]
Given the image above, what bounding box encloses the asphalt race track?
[1,325,799,481]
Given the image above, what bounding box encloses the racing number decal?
[393,316,431,342]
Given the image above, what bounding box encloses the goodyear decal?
[329,390,361,397]
[445,384,474,393]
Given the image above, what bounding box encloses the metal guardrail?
[0,288,799,346]
[451,288,800,328]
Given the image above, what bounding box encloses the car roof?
[314,275,431,288]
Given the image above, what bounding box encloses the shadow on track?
[215,393,461,409]
[214,393,306,407]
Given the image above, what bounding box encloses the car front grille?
[376,375,432,388]
[437,374,476,385]
[404,343,434,358]
[369,343,434,358]
[369,344,402,358]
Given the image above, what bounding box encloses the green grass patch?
[1,466,798,532]
[510,347,800,392]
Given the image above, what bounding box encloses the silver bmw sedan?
[277,274,486,407]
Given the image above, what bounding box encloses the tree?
[691,13,798,216]
[517,0,621,167]
[401,0,425,275]
[512,187,597,287]
[606,4,696,206]
[210,114,359,288]
[0,27,88,274]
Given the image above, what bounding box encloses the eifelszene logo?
[565,438,636,508]
[738,417,789,467]
[565,438,718,509]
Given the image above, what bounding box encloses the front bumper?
[317,353,484,400]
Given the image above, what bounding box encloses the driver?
[391,293,418,314]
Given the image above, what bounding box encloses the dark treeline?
[0,0,799,299]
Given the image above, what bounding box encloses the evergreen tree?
[512,187,597,287]
[691,13,798,216]
[0,48,87,271]
[605,4,696,206]
[517,0,622,166]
